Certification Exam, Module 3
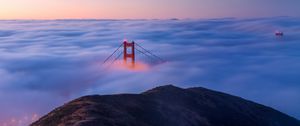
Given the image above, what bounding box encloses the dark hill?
[31,85,300,126]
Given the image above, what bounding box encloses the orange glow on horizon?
[0,0,206,19]
[0,0,104,19]
[0,0,299,19]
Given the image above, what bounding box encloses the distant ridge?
[31,85,300,126]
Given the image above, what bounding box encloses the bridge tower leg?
[123,41,135,67]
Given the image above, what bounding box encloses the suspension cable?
[135,48,157,61]
[108,51,123,66]
[135,43,165,62]
[103,43,123,64]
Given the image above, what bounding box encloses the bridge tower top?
[123,41,135,67]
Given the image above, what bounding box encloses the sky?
[0,0,300,19]
[1,17,300,125]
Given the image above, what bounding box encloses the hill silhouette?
[31,85,300,126]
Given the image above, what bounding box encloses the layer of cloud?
[0,17,300,125]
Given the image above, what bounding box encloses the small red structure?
[275,31,284,37]
[123,40,135,66]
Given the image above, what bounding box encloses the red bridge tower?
[123,41,135,66]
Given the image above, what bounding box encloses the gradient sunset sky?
[0,0,300,19]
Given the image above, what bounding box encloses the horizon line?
[0,16,296,21]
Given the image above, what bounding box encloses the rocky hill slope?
[31,85,300,126]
